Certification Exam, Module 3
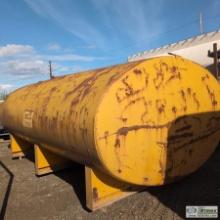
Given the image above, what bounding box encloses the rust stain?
[108,72,123,85]
[92,187,99,201]
[116,122,171,136]
[141,110,148,123]
[192,92,200,110]
[41,96,50,114]
[114,137,121,148]
[123,96,147,112]
[179,89,187,112]
[70,98,80,107]
[118,117,128,123]
[201,74,209,81]
[172,106,177,115]
[165,66,181,84]
[107,62,140,85]
[171,66,177,73]
[180,90,186,103]
[80,127,88,145]
[122,76,134,97]
[50,87,58,93]
[115,93,121,102]
[187,87,192,95]
[145,75,149,87]
[156,99,166,114]
[153,63,165,90]
[104,131,109,145]
[133,69,142,75]
[115,75,145,103]
[143,177,149,182]
[206,85,217,110]
[158,104,165,114]
[63,70,104,102]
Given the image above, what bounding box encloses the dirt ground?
[0,141,219,220]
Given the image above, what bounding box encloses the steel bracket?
[85,166,143,210]
[10,135,144,210]
[34,144,72,176]
[10,134,33,159]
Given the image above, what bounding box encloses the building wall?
[128,30,220,71]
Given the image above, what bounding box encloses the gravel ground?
[0,141,219,220]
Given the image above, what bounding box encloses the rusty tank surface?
[1,56,220,186]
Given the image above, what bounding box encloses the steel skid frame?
[10,134,141,210]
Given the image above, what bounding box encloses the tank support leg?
[10,134,33,159]
[34,144,72,176]
[85,166,143,211]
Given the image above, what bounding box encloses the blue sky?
[0,0,220,91]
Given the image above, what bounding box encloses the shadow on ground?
[54,164,87,210]
[0,160,14,220]
[146,145,220,218]
[1,124,220,219]
[53,145,220,219]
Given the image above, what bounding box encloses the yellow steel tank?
[1,56,220,186]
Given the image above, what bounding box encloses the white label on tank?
[23,110,34,128]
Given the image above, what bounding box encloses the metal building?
[128,30,220,77]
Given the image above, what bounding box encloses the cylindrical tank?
[1,56,220,186]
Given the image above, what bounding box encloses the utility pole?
[208,43,220,80]
[213,43,219,79]
[49,60,53,79]
[199,12,204,34]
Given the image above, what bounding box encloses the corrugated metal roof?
[128,29,220,62]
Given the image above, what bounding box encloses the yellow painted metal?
[1,56,220,186]
[34,144,72,176]
[10,134,32,158]
[85,166,141,210]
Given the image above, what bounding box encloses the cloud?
[0,44,34,57]
[24,0,165,49]
[0,59,48,78]
[90,0,164,43]
[0,43,104,83]
[0,56,89,79]
[48,43,61,51]
[0,84,13,90]
[24,0,106,47]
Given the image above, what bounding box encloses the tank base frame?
[10,134,143,211]
[10,135,32,159]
